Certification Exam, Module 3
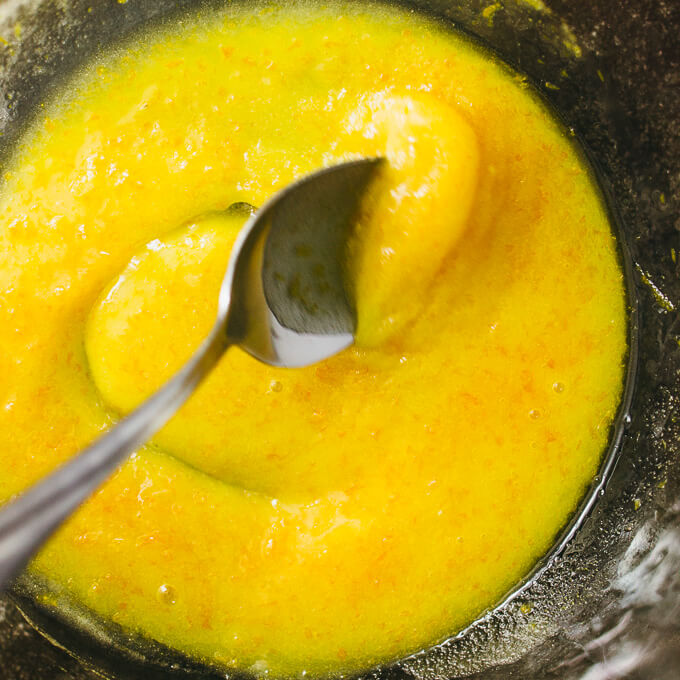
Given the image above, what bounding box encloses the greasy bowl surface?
[0,0,679,678]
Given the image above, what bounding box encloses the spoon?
[0,157,383,588]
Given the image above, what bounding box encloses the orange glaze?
[0,2,627,677]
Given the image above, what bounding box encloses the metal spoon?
[0,157,382,588]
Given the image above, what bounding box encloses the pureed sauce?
[0,2,627,676]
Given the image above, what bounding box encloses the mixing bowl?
[0,0,678,678]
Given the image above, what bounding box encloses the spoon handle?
[0,324,230,590]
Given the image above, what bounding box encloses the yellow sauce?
[0,2,627,676]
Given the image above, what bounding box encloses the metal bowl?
[0,0,678,678]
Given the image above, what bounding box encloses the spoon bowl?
[223,158,382,366]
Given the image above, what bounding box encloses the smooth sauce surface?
[0,3,627,676]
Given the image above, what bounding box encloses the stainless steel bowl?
[0,1,678,678]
